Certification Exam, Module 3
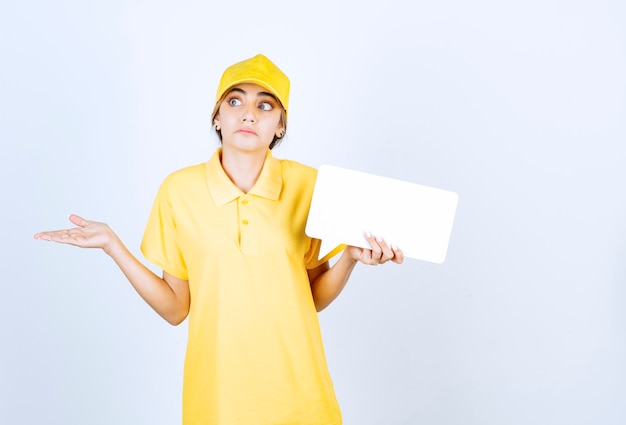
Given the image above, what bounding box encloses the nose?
[242,104,256,123]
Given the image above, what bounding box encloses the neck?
[220,146,268,193]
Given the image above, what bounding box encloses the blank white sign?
[305,165,459,263]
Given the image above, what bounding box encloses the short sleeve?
[140,180,188,280]
[304,238,346,269]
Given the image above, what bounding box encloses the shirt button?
[242,219,249,225]
[241,199,249,205]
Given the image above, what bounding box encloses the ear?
[275,124,285,138]
[213,116,221,131]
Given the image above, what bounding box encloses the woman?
[35,53,403,425]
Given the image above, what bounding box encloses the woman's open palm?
[34,214,114,251]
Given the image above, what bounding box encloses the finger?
[34,229,66,240]
[364,231,382,259]
[49,229,77,243]
[69,214,90,227]
[358,247,376,265]
[365,232,394,264]
[374,236,394,263]
[34,232,53,242]
[34,228,82,244]
[391,245,405,264]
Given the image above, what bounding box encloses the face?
[213,83,285,154]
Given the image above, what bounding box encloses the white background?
[2,1,625,424]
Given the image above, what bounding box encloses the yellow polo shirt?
[141,148,343,425]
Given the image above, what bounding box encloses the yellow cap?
[212,54,290,119]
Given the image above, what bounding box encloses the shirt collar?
[205,148,283,206]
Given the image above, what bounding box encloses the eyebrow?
[228,87,278,101]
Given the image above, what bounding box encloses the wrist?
[103,230,123,257]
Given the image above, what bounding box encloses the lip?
[237,127,257,136]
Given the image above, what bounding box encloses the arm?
[308,232,404,312]
[34,214,190,325]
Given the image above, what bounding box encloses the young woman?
[35,53,403,425]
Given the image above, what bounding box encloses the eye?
[259,101,273,111]
[228,97,242,106]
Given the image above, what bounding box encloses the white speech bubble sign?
[305,165,459,263]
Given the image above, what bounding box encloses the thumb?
[68,214,89,227]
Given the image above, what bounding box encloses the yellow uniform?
[141,148,342,425]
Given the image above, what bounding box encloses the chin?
[226,141,270,153]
